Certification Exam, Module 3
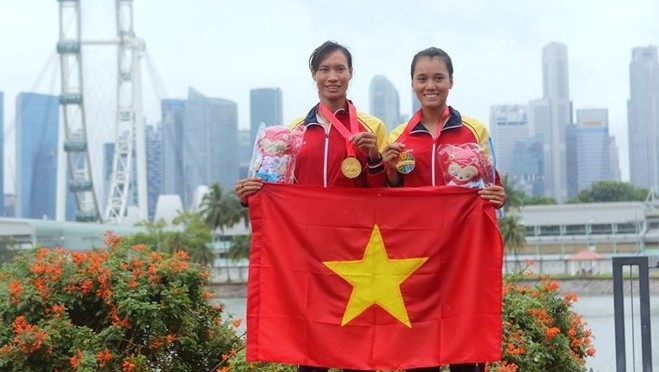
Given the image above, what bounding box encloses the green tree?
[199,183,244,234]
[568,181,650,203]
[0,237,18,265]
[522,195,558,205]
[499,214,526,259]
[199,183,248,281]
[127,211,215,267]
[498,175,527,262]
[228,235,251,263]
[168,212,215,267]
[501,174,525,213]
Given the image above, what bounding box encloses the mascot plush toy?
[438,143,490,189]
[250,124,305,183]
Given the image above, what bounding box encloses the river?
[220,295,659,372]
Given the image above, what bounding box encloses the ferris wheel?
[56,0,147,224]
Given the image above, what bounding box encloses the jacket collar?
[303,101,350,126]
[410,106,462,133]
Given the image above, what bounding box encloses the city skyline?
[1,0,659,194]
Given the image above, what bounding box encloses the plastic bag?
[248,123,306,183]
[437,142,495,188]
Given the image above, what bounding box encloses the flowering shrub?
[0,232,243,371]
[488,262,596,372]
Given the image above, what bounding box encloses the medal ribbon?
[318,101,360,157]
[396,106,450,144]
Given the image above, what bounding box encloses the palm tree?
[498,174,527,271]
[199,183,243,233]
[199,183,246,282]
[501,174,525,213]
[499,214,526,257]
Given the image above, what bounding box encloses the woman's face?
[312,50,353,102]
[412,56,453,110]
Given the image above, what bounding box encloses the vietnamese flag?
[246,184,503,370]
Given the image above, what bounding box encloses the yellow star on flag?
[323,224,428,328]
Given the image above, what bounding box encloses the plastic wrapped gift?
[437,142,495,188]
[248,123,306,183]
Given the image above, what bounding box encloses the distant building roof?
[521,202,647,226]
[0,217,144,250]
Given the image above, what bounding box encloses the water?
[573,295,659,372]
[218,296,659,372]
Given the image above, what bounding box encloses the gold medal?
[341,157,362,178]
[396,151,416,174]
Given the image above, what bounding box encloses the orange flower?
[545,327,561,340]
[96,348,112,367]
[166,334,177,344]
[122,360,136,372]
[52,304,66,318]
[69,349,83,369]
[9,280,21,304]
[104,231,124,248]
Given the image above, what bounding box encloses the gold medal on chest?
[341,157,362,178]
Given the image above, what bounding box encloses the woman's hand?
[351,132,380,160]
[478,184,506,208]
[382,143,405,186]
[235,177,263,204]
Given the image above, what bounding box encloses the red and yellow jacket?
[388,106,501,187]
[289,103,388,187]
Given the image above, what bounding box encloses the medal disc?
[396,151,416,174]
[341,157,362,178]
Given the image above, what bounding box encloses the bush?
[488,262,596,372]
[0,232,243,371]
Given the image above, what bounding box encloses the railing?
[613,256,658,371]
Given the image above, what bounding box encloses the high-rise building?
[573,108,620,194]
[161,90,243,210]
[0,92,4,216]
[627,45,659,192]
[15,92,75,220]
[250,88,283,148]
[238,129,251,179]
[529,42,573,202]
[369,75,400,131]
[161,99,186,198]
[489,105,530,177]
[145,124,164,221]
[511,135,544,196]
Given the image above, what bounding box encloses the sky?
[1,0,659,193]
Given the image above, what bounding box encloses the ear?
[349,67,354,80]
[310,69,316,81]
[449,78,454,89]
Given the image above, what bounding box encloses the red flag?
[247,184,503,370]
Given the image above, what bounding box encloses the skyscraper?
[369,75,400,131]
[145,124,164,221]
[161,99,186,198]
[250,88,283,148]
[627,45,659,192]
[0,92,4,216]
[529,42,572,202]
[573,108,619,194]
[16,92,75,220]
[163,92,239,210]
[489,105,530,177]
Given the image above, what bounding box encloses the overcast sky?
[2,0,659,192]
